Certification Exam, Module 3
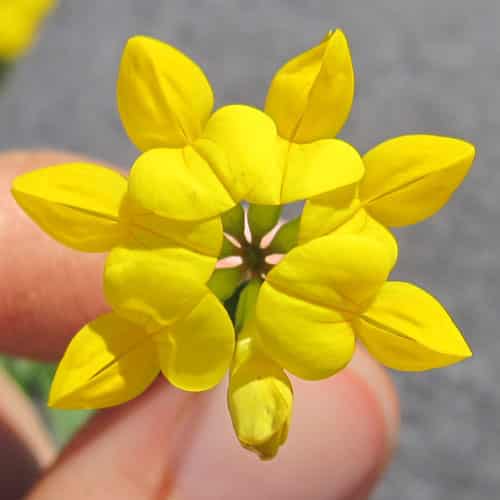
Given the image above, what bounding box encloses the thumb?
[28,347,398,500]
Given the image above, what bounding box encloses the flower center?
[240,241,269,279]
[215,204,298,299]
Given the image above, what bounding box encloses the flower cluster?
[12,30,474,459]
[0,0,56,61]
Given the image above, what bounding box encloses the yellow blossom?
[228,280,292,459]
[0,0,56,60]
[245,30,475,382]
[50,283,234,408]
[255,29,363,204]
[121,35,364,221]
[299,135,475,243]
[11,162,234,407]
[255,232,472,379]
[8,28,476,461]
[229,326,292,459]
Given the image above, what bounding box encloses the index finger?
[0,150,111,360]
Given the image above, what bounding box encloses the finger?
[0,371,56,499]
[28,347,399,500]
[0,150,110,360]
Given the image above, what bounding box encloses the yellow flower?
[255,231,472,379]
[9,28,476,460]
[245,30,475,380]
[12,162,234,407]
[299,134,475,243]
[49,284,234,409]
[0,0,56,60]
[258,29,363,204]
[228,281,292,460]
[120,34,364,221]
[120,36,275,221]
[217,27,475,448]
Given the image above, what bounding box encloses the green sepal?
[248,204,282,244]
[221,205,245,241]
[235,278,262,333]
[207,267,243,302]
[268,217,300,253]
[220,237,237,258]
[223,282,246,323]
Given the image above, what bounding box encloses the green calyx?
[221,204,245,240]
[240,241,268,279]
[235,278,262,332]
[215,203,300,327]
[247,204,282,244]
[268,217,300,254]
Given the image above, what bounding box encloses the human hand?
[0,150,399,500]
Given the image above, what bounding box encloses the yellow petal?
[49,313,159,409]
[279,137,364,204]
[299,184,360,244]
[0,0,56,60]
[360,135,475,227]
[265,29,354,142]
[228,324,292,460]
[104,245,209,327]
[117,36,214,150]
[120,196,223,259]
[256,282,355,379]
[336,209,398,271]
[266,231,394,313]
[11,163,127,252]
[202,105,281,206]
[128,145,235,221]
[356,282,472,371]
[299,190,398,268]
[157,292,235,391]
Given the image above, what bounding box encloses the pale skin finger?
[28,349,398,500]
[0,150,110,360]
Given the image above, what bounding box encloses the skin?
[0,150,400,500]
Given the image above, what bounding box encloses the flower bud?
[228,323,293,460]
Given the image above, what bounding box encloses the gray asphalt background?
[0,1,498,498]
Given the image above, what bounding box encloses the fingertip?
[171,349,399,500]
[29,381,206,500]
[348,345,400,459]
[0,149,110,360]
[26,349,399,500]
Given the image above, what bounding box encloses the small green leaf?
[268,217,300,253]
[248,204,281,243]
[46,407,94,446]
[223,282,246,322]
[221,205,245,240]
[235,278,262,332]
[220,236,238,258]
[208,267,243,302]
